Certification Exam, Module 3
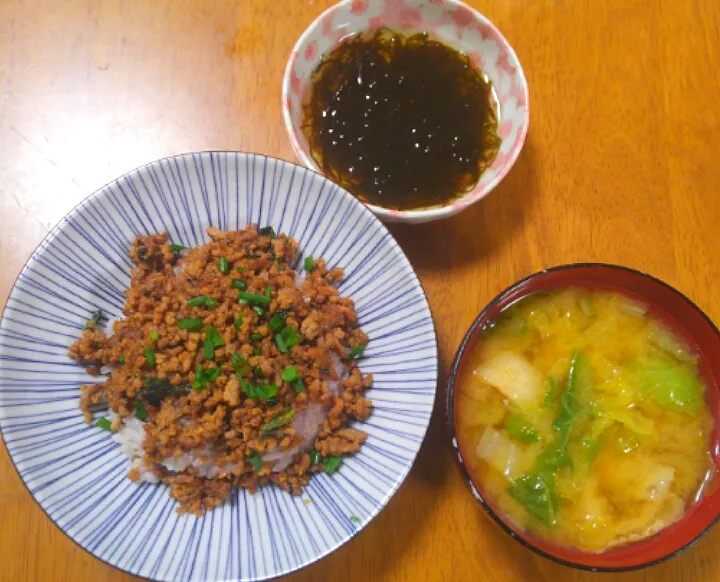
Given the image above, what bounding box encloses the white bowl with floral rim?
[282,0,529,224]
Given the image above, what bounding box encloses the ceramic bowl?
[0,153,438,581]
[447,264,720,571]
[282,0,529,224]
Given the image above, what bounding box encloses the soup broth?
[456,288,716,552]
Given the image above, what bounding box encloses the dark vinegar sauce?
[302,28,501,211]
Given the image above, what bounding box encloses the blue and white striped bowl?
[0,153,438,581]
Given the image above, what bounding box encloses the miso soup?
[456,288,716,552]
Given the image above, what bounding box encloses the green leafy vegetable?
[508,473,557,527]
[95,417,113,431]
[581,438,601,464]
[135,399,148,421]
[259,408,295,437]
[635,356,703,415]
[309,450,323,465]
[325,456,342,474]
[505,413,540,443]
[179,318,203,330]
[304,256,314,272]
[248,451,263,472]
[544,377,560,409]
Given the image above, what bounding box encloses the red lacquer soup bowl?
[447,264,720,571]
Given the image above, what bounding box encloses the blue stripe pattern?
[0,153,438,582]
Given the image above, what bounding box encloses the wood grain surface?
[2,1,720,581]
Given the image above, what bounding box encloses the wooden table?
[2,1,720,581]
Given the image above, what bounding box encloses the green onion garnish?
[144,348,156,367]
[139,377,190,406]
[233,315,244,330]
[304,256,314,272]
[90,309,104,324]
[239,298,248,305]
[325,456,342,474]
[236,266,248,273]
[253,347,262,356]
[259,226,277,238]
[135,399,148,421]
[347,344,366,359]
[203,339,214,361]
[251,333,263,342]
[118,354,125,364]
[252,306,265,317]
[206,298,218,308]
[238,291,271,305]
[187,295,214,307]
[248,451,263,472]
[170,243,188,253]
[95,417,113,431]
[349,515,361,524]
[309,450,323,465]
[193,364,221,390]
[265,285,272,299]
[292,379,305,394]
[241,378,278,400]
[150,331,159,343]
[259,408,295,437]
[231,353,250,376]
[179,318,203,330]
[281,365,299,383]
[274,333,288,354]
[219,257,230,274]
[253,366,263,377]
[203,325,225,360]
[268,312,287,332]
[281,326,301,349]
[231,279,247,291]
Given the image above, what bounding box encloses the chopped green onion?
[203,339,215,361]
[252,306,265,317]
[325,456,342,474]
[248,451,263,472]
[231,353,250,376]
[241,378,278,400]
[179,318,203,330]
[95,417,113,431]
[150,331,159,343]
[253,348,262,356]
[304,256,314,272]
[349,515,361,524]
[259,226,277,238]
[170,243,188,253]
[236,266,248,273]
[265,285,272,299]
[233,315,244,330]
[203,325,225,360]
[239,298,248,305]
[253,366,263,377]
[90,309,104,324]
[187,296,210,307]
[268,312,287,332]
[144,348,156,367]
[118,354,126,364]
[274,333,288,354]
[194,364,221,390]
[206,298,218,308]
[309,450,323,465]
[292,378,305,394]
[139,377,190,405]
[281,326,301,349]
[219,257,230,274]
[238,291,271,305]
[135,399,148,421]
[281,365,299,383]
[251,333,263,341]
[231,279,247,291]
[259,408,295,437]
[347,344,366,359]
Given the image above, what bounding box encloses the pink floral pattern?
[282,0,529,223]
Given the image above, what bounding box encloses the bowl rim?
[445,262,720,572]
[281,0,530,222]
[0,150,440,582]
